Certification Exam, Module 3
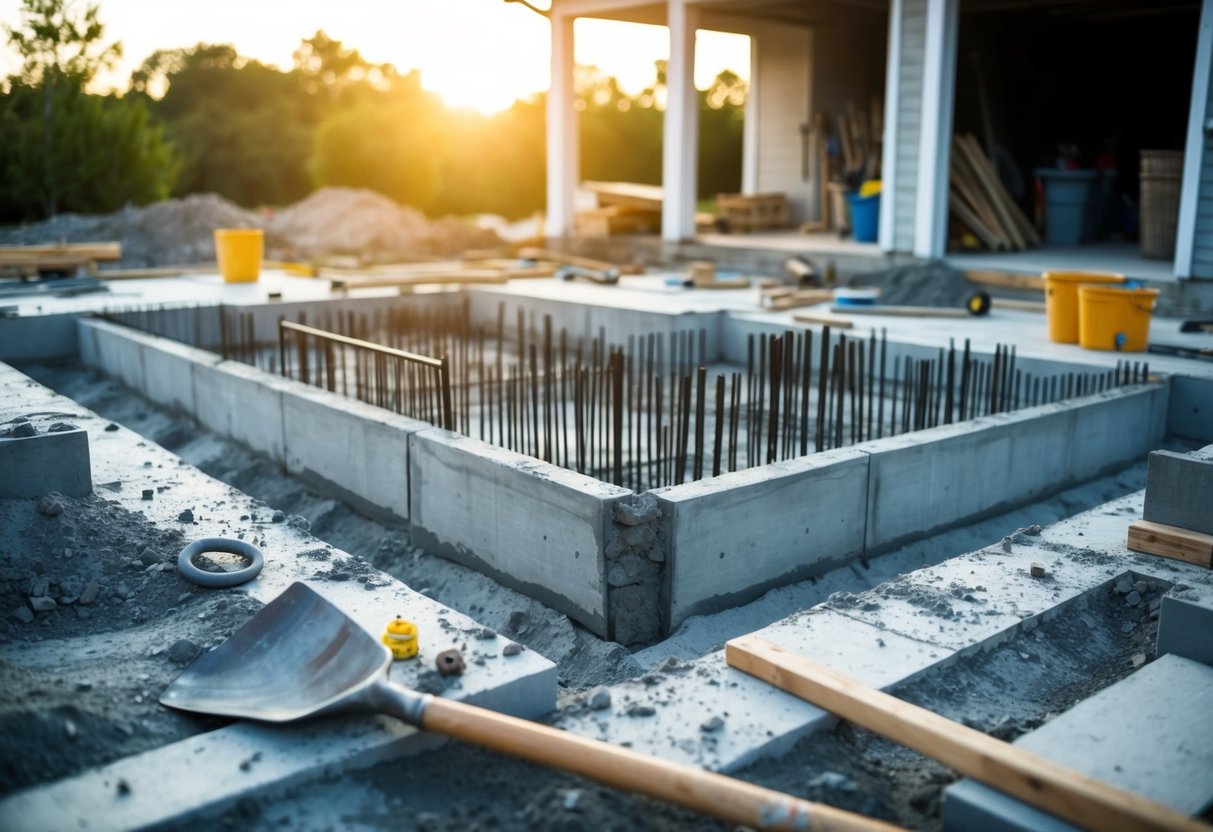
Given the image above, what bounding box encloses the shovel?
[161,582,895,831]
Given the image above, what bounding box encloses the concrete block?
[192,360,286,462]
[942,654,1213,831]
[1167,376,1213,443]
[656,449,869,628]
[0,313,77,362]
[282,384,427,523]
[1158,583,1213,666]
[410,427,627,637]
[0,428,91,498]
[1144,449,1213,535]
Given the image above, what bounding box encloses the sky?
[0,0,750,113]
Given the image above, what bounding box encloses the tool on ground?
[382,615,419,659]
[557,264,620,285]
[177,538,263,588]
[726,635,1208,832]
[161,582,897,832]
[828,303,970,319]
[517,246,641,276]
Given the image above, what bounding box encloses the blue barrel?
[1035,169,1100,246]
[846,192,880,243]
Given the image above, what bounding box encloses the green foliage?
[1,0,176,219]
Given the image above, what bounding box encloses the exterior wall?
[1179,0,1213,278]
[751,23,815,224]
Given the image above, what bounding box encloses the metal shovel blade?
[160,582,391,723]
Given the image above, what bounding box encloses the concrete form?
[0,363,555,831]
[1143,446,1213,534]
[942,654,1213,831]
[1158,582,1213,666]
[0,422,91,499]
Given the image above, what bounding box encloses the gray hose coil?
[177,537,264,588]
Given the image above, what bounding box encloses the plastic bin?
[846,192,880,243]
[1077,285,1160,352]
[214,229,264,283]
[1035,169,1100,246]
[1044,271,1125,343]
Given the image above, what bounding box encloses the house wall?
[750,22,815,224]
[890,0,928,253]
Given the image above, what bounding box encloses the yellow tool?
[381,616,418,660]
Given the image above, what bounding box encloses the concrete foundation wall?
[656,449,870,627]
[859,385,1167,553]
[409,428,630,637]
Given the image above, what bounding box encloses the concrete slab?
[656,449,869,628]
[1144,448,1213,535]
[410,427,627,637]
[0,364,556,831]
[1158,583,1213,666]
[0,425,91,498]
[942,654,1213,832]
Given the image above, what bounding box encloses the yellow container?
[1043,271,1125,343]
[214,228,264,283]
[1077,285,1160,352]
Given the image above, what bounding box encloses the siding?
[892,0,928,252]
[1194,120,1213,276]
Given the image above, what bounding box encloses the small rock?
[116,778,131,795]
[37,495,64,517]
[1133,580,1148,595]
[1125,590,1141,607]
[626,704,656,717]
[177,508,194,523]
[1001,537,1012,553]
[64,719,78,740]
[76,681,93,692]
[562,789,581,811]
[807,772,856,792]
[141,489,154,501]
[502,643,523,657]
[1029,562,1046,578]
[475,627,496,640]
[29,596,57,612]
[1121,621,1134,634]
[1114,578,1132,595]
[587,688,612,711]
[77,581,100,605]
[8,421,37,438]
[1131,653,1147,669]
[48,422,78,433]
[104,423,119,432]
[271,510,286,523]
[11,605,34,624]
[137,547,158,566]
[1023,524,1042,536]
[168,639,199,663]
[29,576,50,597]
[287,514,310,531]
[700,715,724,733]
[74,606,92,619]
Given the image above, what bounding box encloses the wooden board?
[0,241,122,263]
[991,298,1048,313]
[762,288,835,310]
[1127,520,1213,568]
[964,270,1045,292]
[792,310,854,329]
[581,181,663,212]
[726,635,1208,832]
[829,304,968,319]
[516,247,644,276]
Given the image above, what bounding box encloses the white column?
[662,0,700,242]
[913,0,958,259]
[546,11,578,239]
[1175,0,1213,278]
[878,0,903,252]
[741,34,759,195]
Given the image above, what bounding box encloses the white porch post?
[878,0,903,252]
[913,0,959,259]
[741,34,759,195]
[662,0,700,242]
[546,11,578,239]
[1175,0,1213,278]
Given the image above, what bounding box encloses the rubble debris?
[502,643,523,657]
[168,639,200,664]
[38,494,64,516]
[587,688,611,711]
[1030,563,1047,578]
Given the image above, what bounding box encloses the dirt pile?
[0,188,504,267]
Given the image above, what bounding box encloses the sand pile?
[266,187,427,258]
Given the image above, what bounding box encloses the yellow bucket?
[214,228,264,283]
[1043,271,1125,343]
[1077,285,1160,352]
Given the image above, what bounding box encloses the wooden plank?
[954,136,1027,250]
[991,298,1048,313]
[726,635,1209,832]
[1127,520,1213,568]
[964,270,1045,292]
[0,241,122,262]
[761,289,834,310]
[580,181,663,212]
[97,267,188,281]
[829,304,968,318]
[960,134,1041,248]
[792,310,854,330]
[516,247,641,276]
[949,191,1006,251]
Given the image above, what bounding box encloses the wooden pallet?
[716,193,789,233]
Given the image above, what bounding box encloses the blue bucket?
[846,192,880,243]
[1035,169,1100,247]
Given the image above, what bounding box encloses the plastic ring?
[178,537,264,588]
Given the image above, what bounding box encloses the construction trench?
[1,268,1212,831]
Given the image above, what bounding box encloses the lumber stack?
[716,193,789,233]
[577,181,662,238]
[949,134,1040,251]
[0,241,122,278]
[801,97,883,234]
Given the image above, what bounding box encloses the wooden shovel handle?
[422,696,897,832]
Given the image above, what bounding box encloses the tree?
[2,0,176,219]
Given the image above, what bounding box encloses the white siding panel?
[891,0,929,252]
[753,24,814,223]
